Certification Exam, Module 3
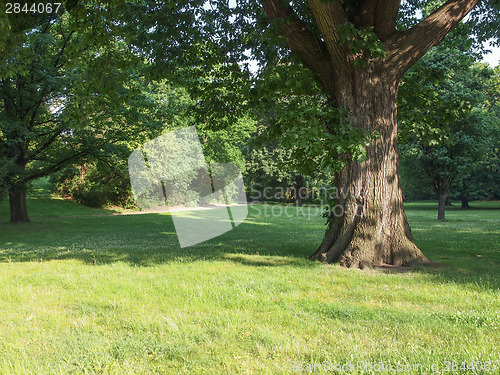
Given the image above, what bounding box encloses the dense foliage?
[399,48,500,208]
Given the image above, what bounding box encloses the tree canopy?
[0,6,163,221]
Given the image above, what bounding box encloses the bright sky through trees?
[482,43,500,66]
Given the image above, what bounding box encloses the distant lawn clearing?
[0,191,499,373]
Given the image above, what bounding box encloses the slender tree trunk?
[309,70,429,268]
[461,198,470,208]
[437,182,448,221]
[294,174,303,207]
[445,197,453,207]
[9,189,30,223]
[459,180,470,208]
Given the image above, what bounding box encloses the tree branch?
[35,119,58,126]
[26,131,131,182]
[348,0,400,41]
[26,150,88,181]
[374,0,401,41]
[54,31,75,68]
[259,0,335,92]
[307,0,350,75]
[26,129,64,162]
[384,0,479,78]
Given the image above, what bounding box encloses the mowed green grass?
[0,185,499,374]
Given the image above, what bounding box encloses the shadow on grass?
[0,207,320,268]
[404,201,500,211]
[0,204,498,290]
[414,253,500,291]
[400,205,500,291]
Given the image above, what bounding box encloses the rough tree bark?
[309,69,427,267]
[9,188,30,223]
[261,0,479,267]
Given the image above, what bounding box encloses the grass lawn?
[0,184,499,374]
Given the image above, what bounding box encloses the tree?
[0,8,156,222]
[454,154,500,207]
[253,0,500,267]
[452,65,500,207]
[399,46,494,220]
[402,108,494,219]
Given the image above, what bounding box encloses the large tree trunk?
[9,189,30,223]
[309,70,429,268]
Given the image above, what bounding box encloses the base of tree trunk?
[9,190,30,223]
[309,157,429,269]
[309,212,429,268]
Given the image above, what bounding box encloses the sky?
[482,44,500,67]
